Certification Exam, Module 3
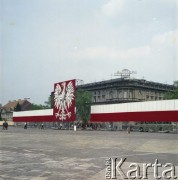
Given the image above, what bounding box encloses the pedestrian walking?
[24,123,27,129]
[127,126,131,134]
[3,121,8,130]
[41,123,44,129]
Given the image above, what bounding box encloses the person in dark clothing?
[3,121,8,130]
[24,123,27,129]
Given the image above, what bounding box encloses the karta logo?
[105,158,177,179]
[53,79,76,122]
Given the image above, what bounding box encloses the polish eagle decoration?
[53,79,76,121]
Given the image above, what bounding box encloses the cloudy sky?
[1,0,178,105]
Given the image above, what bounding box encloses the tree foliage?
[14,103,21,111]
[30,103,49,110]
[76,89,92,127]
[31,95,54,110]
[44,94,54,108]
[164,81,178,99]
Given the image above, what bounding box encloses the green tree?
[30,103,49,110]
[76,89,92,128]
[44,94,54,108]
[164,81,178,99]
[174,81,178,87]
[14,103,21,111]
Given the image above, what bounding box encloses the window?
[109,91,113,99]
[118,90,122,98]
[102,95,105,101]
[93,96,96,102]
[129,91,133,99]
[124,91,127,99]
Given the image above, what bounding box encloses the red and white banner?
[13,100,178,122]
[53,79,76,122]
[13,109,53,122]
[90,100,178,122]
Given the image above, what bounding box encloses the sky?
[0,0,178,105]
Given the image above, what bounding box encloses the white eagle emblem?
[54,81,75,121]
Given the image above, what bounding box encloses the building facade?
[77,78,175,104]
[1,99,31,122]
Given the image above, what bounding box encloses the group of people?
[24,123,44,129]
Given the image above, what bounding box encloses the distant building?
[1,99,31,121]
[77,78,176,131]
[77,78,175,105]
[51,78,175,105]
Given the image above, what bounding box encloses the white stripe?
[13,109,53,117]
[91,100,178,114]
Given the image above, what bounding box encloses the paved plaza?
[0,127,178,180]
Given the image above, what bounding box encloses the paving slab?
[0,127,177,179]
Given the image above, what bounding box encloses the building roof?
[3,99,31,112]
[77,78,175,92]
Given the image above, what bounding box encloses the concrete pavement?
[0,127,177,179]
